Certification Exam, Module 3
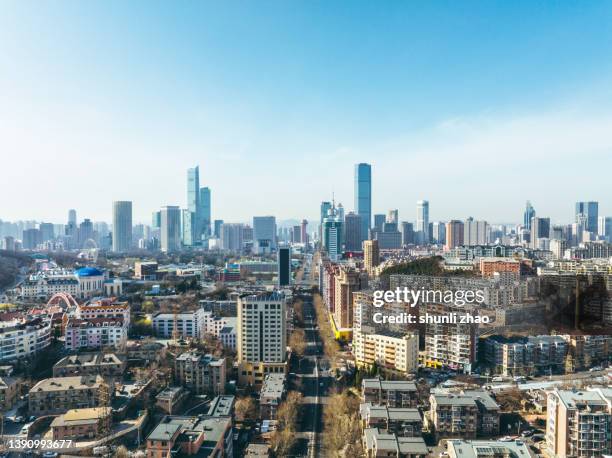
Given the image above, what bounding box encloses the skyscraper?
[387,209,398,224]
[524,201,536,229]
[354,163,372,242]
[220,223,244,252]
[68,209,77,226]
[363,239,380,275]
[300,219,308,246]
[530,216,551,249]
[445,220,464,250]
[186,166,200,244]
[200,187,211,237]
[575,201,598,233]
[160,206,181,252]
[344,212,362,252]
[253,216,277,253]
[112,201,132,252]
[278,246,291,287]
[416,200,429,244]
[322,204,343,261]
[373,214,386,232]
[464,217,488,246]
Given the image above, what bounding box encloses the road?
[292,294,331,458]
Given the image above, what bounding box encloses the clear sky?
[1,1,611,225]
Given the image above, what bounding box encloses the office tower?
[220,223,244,252]
[431,222,446,245]
[354,163,372,242]
[253,216,277,253]
[551,225,565,241]
[111,201,132,252]
[336,202,345,222]
[599,216,612,242]
[319,201,332,242]
[344,212,362,252]
[182,209,194,246]
[363,240,380,275]
[290,225,301,243]
[575,201,598,233]
[68,209,77,226]
[187,166,200,215]
[530,216,550,249]
[445,220,464,250]
[39,223,55,242]
[416,200,429,244]
[78,219,94,248]
[200,187,211,238]
[547,387,611,457]
[375,221,401,249]
[160,206,181,252]
[3,236,15,251]
[401,222,414,246]
[151,211,161,230]
[322,205,343,261]
[22,228,41,250]
[237,292,287,386]
[213,219,224,238]
[464,217,488,246]
[523,201,535,229]
[277,246,291,287]
[373,214,386,231]
[387,209,398,224]
[300,219,308,245]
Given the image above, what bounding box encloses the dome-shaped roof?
[74,267,103,277]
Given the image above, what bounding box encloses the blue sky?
[1,1,611,224]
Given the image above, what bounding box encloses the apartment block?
[53,352,126,378]
[362,379,419,408]
[360,403,422,437]
[29,375,105,416]
[174,351,226,395]
[362,428,428,458]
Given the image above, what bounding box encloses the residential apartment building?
[152,308,207,339]
[53,352,126,378]
[0,376,21,411]
[360,403,422,437]
[429,390,500,440]
[484,335,568,376]
[446,439,534,458]
[29,375,105,415]
[76,298,131,327]
[63,317,128,351]
[0,317,52,362]
[50,407,111,440]
[362,379,419,408]
[547,387,611,457]
[237,292,287,386]
[362,429,428,458]
[174,352,226,395]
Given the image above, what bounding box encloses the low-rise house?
[53,352,126,378]
[360,403,422,437]
[260,373,286,420]
[50,407,112,440]
[156,386,188,415]
[125,339,166,365]
[362,378,418,408]
[146,415,232,458]
[363,428,428,458]
[29,375,105,416]
[0,376,21,411]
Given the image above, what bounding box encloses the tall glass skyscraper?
[354,163,371,242]
[112,201,132,252]
[200,187,211,237]
[575,201,598,233]
[416,200,429,244]
[524,201,536,229]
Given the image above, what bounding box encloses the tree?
[235,396,257,423]
[271,391,303,457]
[289,328,307,357]
[323,389,362,457]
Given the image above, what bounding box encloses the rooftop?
[30,375,104,392]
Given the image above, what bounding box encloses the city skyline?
[1,2,612,223]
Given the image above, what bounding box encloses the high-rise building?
[78,219,94,248]
[68,209,77,226]
[464,217,488,246]
[237,292,287,386]
[220,223,244,252]
[300,219,308,246]
[523,201,535,230]
[416,200,429,244]
[547,387,611,457]
[530,216,550,249]
[401,222,414,246]
[363,239,380,275]
[22,228,41,250]
[445,220,464,250]
[253,216,277,253]
[277,246,291,287]
[575,201,599,234]
[112,201,132,252]
[39,223,55,242]
[373,214,386,232]
[213,219,224,238]
[322,205,343,261]
[319,201,332,242]
[387,209,398,224]
[431,222,446,245]
[160,206,181,252]
[151,211,161,230]
[182,209,195,246]
[354,163,372,242]
[200,187,211,238]
[599,216,612,242]
[344,212,362,252]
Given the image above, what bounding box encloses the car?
[28,416,36,422]
[14,416,24,423]
[589,366,603,372]
[20,426,29,435]
[521,430,533,437]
